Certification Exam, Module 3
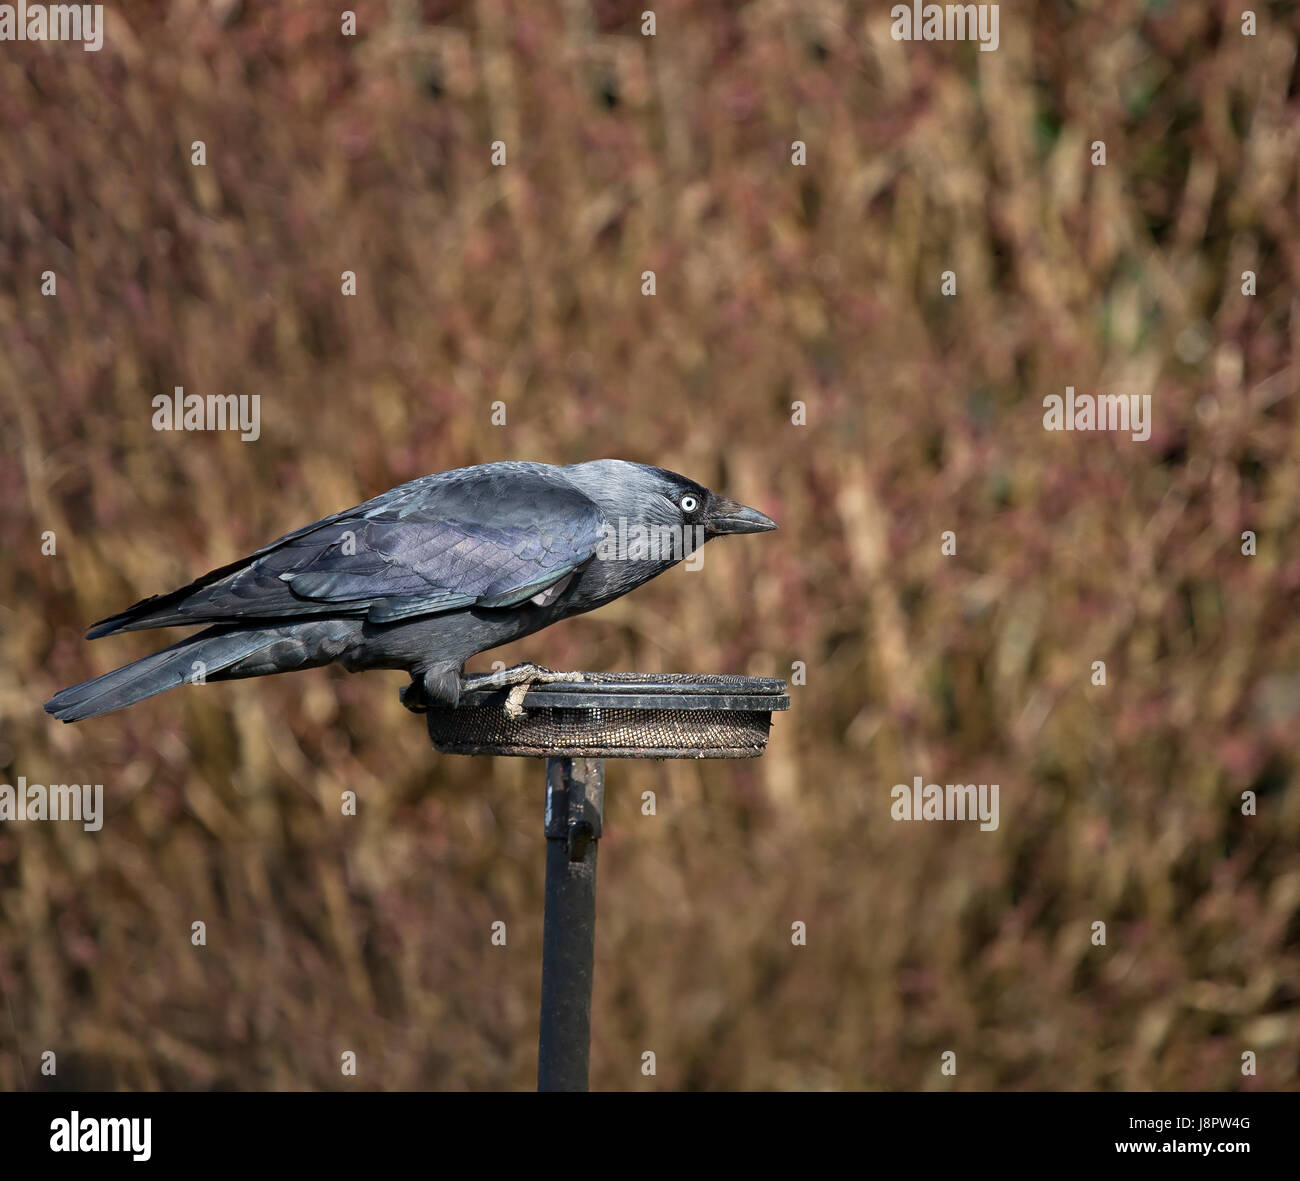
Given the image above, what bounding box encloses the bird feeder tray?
[422,671,790,759]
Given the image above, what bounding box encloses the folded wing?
[87,463,605,636]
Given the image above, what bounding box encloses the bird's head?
[558,460,775,603]
[563,459,777,546]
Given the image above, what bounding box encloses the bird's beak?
[707,496,778,535]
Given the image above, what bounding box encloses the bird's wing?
[87,464,606,635]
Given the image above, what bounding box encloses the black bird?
[44,460,776,722]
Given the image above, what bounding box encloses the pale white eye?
[680,495,699,513]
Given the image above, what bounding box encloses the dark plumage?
[45,460,776,722]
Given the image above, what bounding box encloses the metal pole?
[538,756,604,1091]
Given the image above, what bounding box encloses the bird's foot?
[464,663,585,719]
[400,677,430,714]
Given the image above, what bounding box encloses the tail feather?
[44,627,283,723]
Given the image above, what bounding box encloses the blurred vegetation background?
[1,0,1298,1090]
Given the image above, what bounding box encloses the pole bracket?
[545,756,604,862]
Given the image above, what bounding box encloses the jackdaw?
[44,459,776,722]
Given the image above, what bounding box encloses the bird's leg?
[402,664,466,713]
[463,662,586,719]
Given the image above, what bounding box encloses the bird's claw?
[463,663,585,719]
[504,683,530,719]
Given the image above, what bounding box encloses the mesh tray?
[423,672,790,759]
